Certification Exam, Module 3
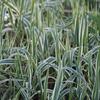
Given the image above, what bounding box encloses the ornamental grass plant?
[0,0,100,100]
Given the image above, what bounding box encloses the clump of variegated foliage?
[0,0,100,100]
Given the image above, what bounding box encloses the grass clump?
[0,0,100,100]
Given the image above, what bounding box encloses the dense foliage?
[0,0,100,100]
